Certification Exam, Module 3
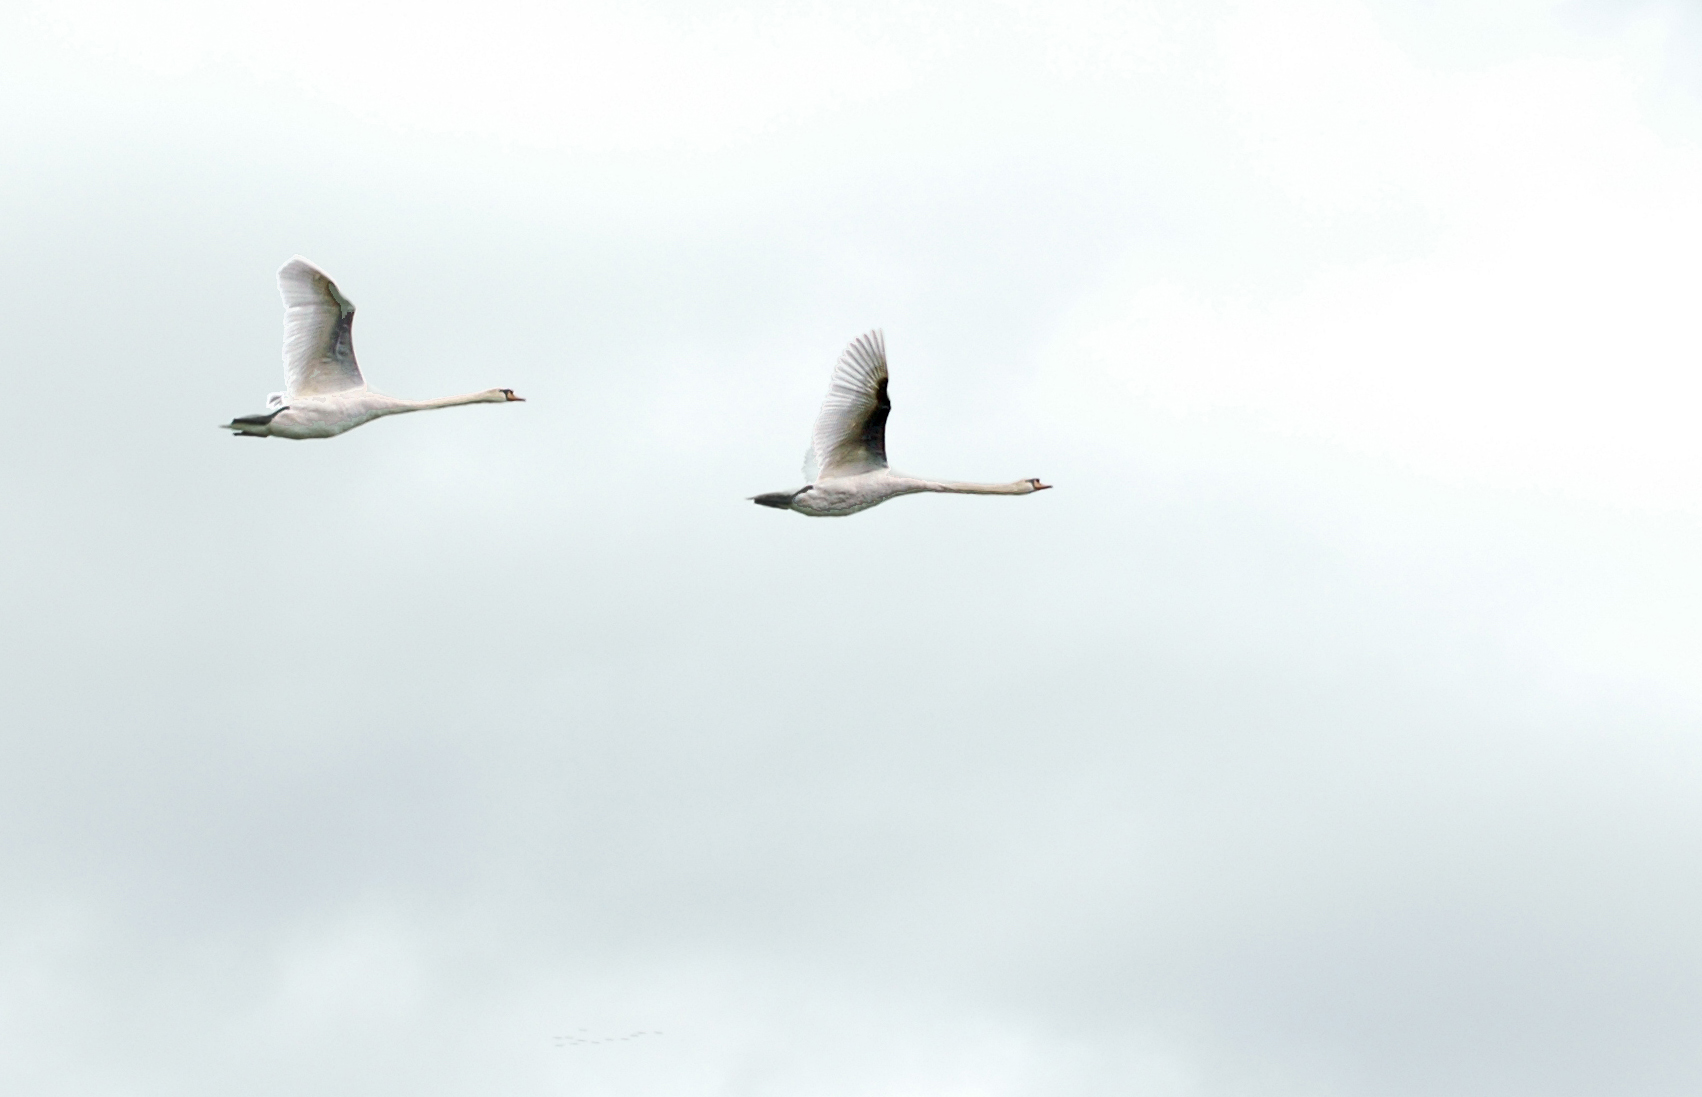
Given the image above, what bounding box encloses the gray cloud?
[3,2,1702,1095]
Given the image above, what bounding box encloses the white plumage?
[809,331,891,480]
[754,330,1050,517]
[279,258,365,400]
[224,257,524,439]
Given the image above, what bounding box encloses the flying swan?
[753,330,1050,517]
[223,257,524,438]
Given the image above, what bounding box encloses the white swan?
[753,330,1050,517]
[223,257,524,439]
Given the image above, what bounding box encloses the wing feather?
[809,330,890,480]
[279,256,365,398]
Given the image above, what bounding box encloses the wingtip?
[847,327,886,358]
[278,255,329,281]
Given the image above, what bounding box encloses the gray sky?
[3,1,1701,1094]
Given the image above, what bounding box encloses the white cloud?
[1052,2,1702,509]
[3,2,1702,1095]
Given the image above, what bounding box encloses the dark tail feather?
[752,491,801,509]
[230,407,287,426]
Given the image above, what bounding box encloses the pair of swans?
[227,258,1050,517]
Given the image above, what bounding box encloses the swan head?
[1028,479,1052,491]
[499,389,525,402]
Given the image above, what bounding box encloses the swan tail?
[752,486,812,510]
[223,406,288,436]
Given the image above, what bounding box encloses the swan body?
[753,330,1050,517]
[224,257,523,439]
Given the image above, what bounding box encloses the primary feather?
[809,330,890,480]
[278,256,366,399]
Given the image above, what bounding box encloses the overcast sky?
[3,1,1701,1094]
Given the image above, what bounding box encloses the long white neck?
[381,389,511,414]
[913,477,1043,496]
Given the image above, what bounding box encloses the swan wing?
[810,330,890,480]
[278,256,366,398]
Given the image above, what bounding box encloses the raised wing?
[278,256,365,398]
[808,330,890,480]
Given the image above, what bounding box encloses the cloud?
[1,2,1701,1095]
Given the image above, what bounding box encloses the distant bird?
[752,330,1050,516]
[223,257,524,438]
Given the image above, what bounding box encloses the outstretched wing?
[278,256,365,398]
[808,330,890,480]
